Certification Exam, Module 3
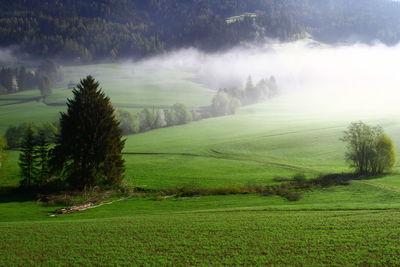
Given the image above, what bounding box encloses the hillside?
[1,0,400,63]
[2,86,400,265]
[1,60,400,264]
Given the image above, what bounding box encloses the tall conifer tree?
[19,126,38,187]
[36,132,51,186]
[52,76,125,189]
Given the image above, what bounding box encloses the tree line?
[1,0,400,63]
[0,59,62,99]
[211,76,277,117]
[117,76,278,135]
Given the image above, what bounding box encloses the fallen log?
[55,202,94,214]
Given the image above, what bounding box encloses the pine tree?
[52,76,125,190]
[19,126,38,187]
[36,132,50,186]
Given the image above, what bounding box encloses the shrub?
[282,191,302,201]
[292,173,307,185]
[341,121,397,175]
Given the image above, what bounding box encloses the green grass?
[0,151,20,187]
[60,64,214,107]
[2,63,400,265]
[1,180,399,224]
[2,209,400,266]
[0,102,63,134]
[0,64,214,135]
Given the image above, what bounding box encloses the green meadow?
[1,64,400,265]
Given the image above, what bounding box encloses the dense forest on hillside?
[1,0,400,63]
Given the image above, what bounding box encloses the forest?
[1,0,400,63]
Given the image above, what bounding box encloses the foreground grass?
[2,181,400,223]
[1,209,400,266]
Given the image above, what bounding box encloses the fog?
[0,47,17,65]
[134,39,400,115]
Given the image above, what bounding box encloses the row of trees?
[118,103,194,135]
[117,75,278,136]
[0,60,62,98]
[211,76,278,117]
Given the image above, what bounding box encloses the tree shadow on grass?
[349,172,399,181]
[0,186,36,203]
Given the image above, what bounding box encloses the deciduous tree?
[341,121,396,175]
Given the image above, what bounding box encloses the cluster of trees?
[18,76,125,191]
[18,126,53,188]
[2,0,400,62]
[4,122,58,149]
[0,60,62,98]
[211,76,277,117]
[342,121,397,175]
[118,103,193,135]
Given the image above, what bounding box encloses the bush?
[341,121,397,175]
[282,191,302,201]
[292,173,307,185]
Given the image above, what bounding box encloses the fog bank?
[134,39,400,114]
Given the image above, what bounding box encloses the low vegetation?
[342,121,397,175]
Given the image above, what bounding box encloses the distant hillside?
[1,0,400,63]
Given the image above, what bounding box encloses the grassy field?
[2,209,400,266]
[2,64,400,265]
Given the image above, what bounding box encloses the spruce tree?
[19,126,38,187]
[36,132,51,186]
[52,76,125,190]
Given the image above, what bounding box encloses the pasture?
[1,63,400,265]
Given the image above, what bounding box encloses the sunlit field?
[2,61,400,265]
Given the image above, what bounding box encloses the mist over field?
[134,40,400,114]
[0,47,17,65]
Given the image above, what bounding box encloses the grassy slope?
[0,64,214,134]
[2,64,400,265]
[58,64,214,107]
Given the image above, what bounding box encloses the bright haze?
[136,39,400,115]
